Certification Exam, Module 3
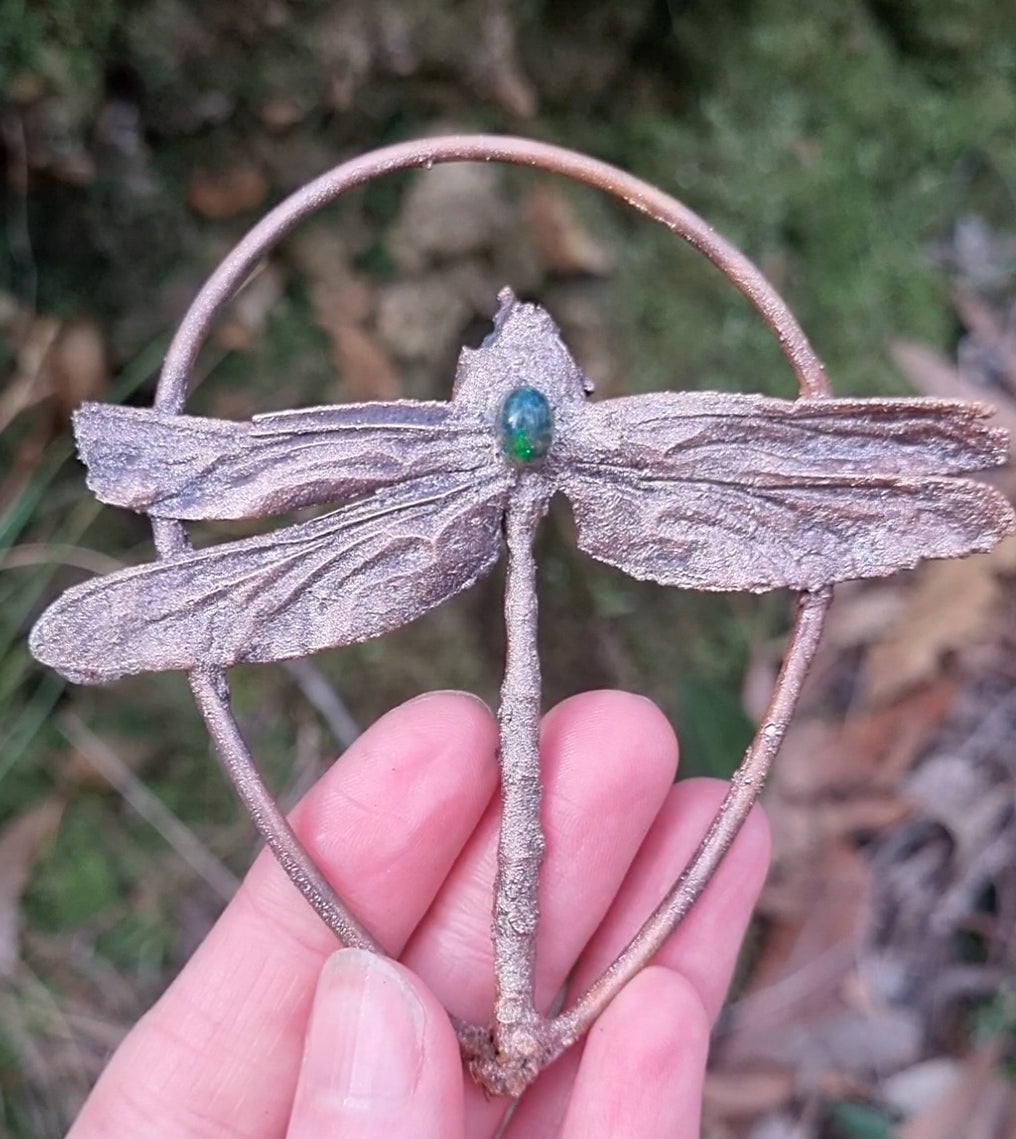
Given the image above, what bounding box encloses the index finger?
[68,691,499,1139]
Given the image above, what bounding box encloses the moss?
[0,0,120,96]
[556,0,1016,397]
[4,5,1016,1129]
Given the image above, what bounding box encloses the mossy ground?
[2,1,1015,1134]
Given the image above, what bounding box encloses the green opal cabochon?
[499,385,554,464]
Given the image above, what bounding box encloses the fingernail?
[402,689,492,713]
[306,950,426,1109]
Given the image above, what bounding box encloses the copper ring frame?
[150,134,833,1076]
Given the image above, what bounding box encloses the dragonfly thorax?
[452,289,592,427]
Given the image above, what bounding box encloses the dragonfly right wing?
[74,401,491,519]
[30,468,511,684]
[564,469,1014,592]
[571,391,1011,479]
[562,393,1015,592]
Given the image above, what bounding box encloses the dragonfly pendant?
[29,287,1014,682]
[29,286,1015,1093]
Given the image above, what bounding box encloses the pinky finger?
[286,950,464,1139]
[559,967,711,1139]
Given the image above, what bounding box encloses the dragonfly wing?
[577,392,1010,480]
[563,394,1016,596]
[30,469,510,684]
[74,401,491,519]
[563,470,1013,592]
[561,391,1014,591]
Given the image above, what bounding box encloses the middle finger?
[402,689,679,1124]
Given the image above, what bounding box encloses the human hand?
[67,689,769,1138]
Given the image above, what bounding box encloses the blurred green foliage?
[827,1099,898,1139]
[0,0,119,94]
[2,1,1016,1134]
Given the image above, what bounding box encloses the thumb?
[286,948,465,1139]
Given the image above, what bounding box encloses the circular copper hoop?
[150,135,833,972]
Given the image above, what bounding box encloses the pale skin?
[67,690,769,1139]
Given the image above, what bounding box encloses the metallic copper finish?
[549,588,830,1060]
[28,136,1016,1096]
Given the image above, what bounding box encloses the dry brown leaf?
[0,799,64,976]
[542,285,623,394]
[722,993,922,1090]
[0,312,108,434]
[8,72,45,104]
[898,1042,1016,1139]
[485,66,537,118]
[905,751,1012,859]
[890,339,985,400]
[767,684,953,810]
[863,539,1016,704]
[890,339,1016,443]
[0,313,59,432]
[705,1068,796,1120]
[952,284,1005,341]
[47,318,109,420]
[217,262,287,351]
[883,1058,963,1118]
[327,323,400,401]
[389,160,508,274]
[287,226,404,399]
[259,95,313,132]
[290,226,389,378]
[811,795,912,837]
[289,224,364,298]
[741,584,904,724]
[719,844,878,1082]
[523,184,614,277]
[833,684,955,789]
[188,161,270,219]
[823,583,907,651]
[376,276,473,366]
[309,269,374,328]
[302,264,400,400]
[755,841,872,980]
[469,3,537,117]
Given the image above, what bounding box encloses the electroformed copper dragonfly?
[29,287,1015,683]
[28,285,1015,1094]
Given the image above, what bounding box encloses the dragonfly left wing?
[74,401,490,520]
[563,393,1015,592]
[30,468,510,684]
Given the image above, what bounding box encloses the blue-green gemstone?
[498,386,553,464]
